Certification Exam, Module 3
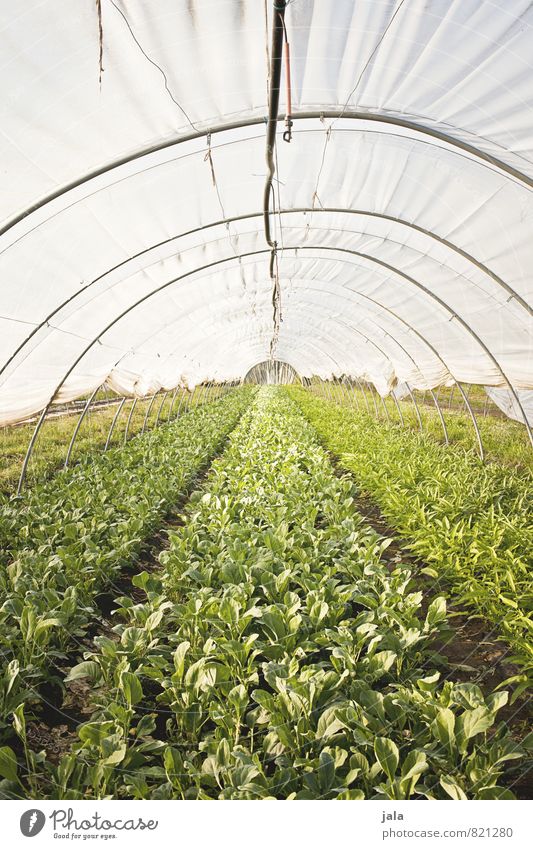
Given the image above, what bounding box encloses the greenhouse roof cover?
[0,0,532,426]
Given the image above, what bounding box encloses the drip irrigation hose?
[263,0,287,249]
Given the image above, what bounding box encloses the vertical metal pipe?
[369,384,379,417]
[155,391,169,427]
[123,397,138,444]
[406,383,423,431]
[165,387,179,422]
[391,390,405,425]
[455,382,484,461]
[64,386,100,468]
[168,386,181,419]
[348,377,361,411]
[355,378,371,413]
[174,389,186,420]
[447,384,456,409]
[17,406,50,494]
[104,397,127,450]
[141,393,158,435]
[379,393,391,422]
[429,389,449,445]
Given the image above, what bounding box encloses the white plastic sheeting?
[485,388,533,427]
[0,0,532,425]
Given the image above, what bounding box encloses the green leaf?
[121,671,143,706]
[164,746,184,779]
[101,742,127,766]
[173,641,190,680]
[424,596,447,629]
[457,706,494,741]
[219,597,240,625]
[34,617,62,636]
[0,747,18,783]
[432,708,455,750]
[476,786,515,800]
[374,737,399,782]
[317,751,336,792]
[12,704,26,740]
[65,660,101,683]
[440,775,467,800]
[316,707,346,740]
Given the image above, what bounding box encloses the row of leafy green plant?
[289,387,533,683]
[0,387,224,496]
[4,388,527,799]
[0,389,252,741]
[313,384,532,472]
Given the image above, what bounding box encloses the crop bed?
[1,388,528,800]
[289,388,533,681]
[0,389,252,745]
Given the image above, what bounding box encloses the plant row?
[289,387,533,682]
[0,389,252,739]
[6,388,528,800]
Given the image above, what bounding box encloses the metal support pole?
[17,407,49,494]
[406,383,423,431]
[155,391,169,427]
[447,384,456,409]
[379,393,391,422]
[391,390,405,425]
[369,385,379,417]
[141,393,158,435]
[174,389,186,420]
[454,382,484,460]
[195,386,203,407]
[104,397,127,451]
[123,397,138,444]
[429,389,449,445]
[162,387,178,423]
[355,378,371,413]
[168,386,181,419]
[64,385,100,469]
[340,377,350,405]
[348,377,361,412]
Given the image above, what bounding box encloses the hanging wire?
[107,0,199,132]
[308,0,408,225]
[95,0,104,85]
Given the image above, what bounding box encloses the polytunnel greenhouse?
[0,0,532,813]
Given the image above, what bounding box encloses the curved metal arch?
[123,397,138,444]
[178,318,348,380]
[141,393,159,435]
[269,277,482,452]
[104,397,127,451]
[182,322,348,381]
[15,244,527,466]
[3,204,529,384]
[140,274,473,450]
[109,243,525,447]
[146,297,404,385]
[280,247,532,444]
[244,359,301,384]
[64,385,100,469]
[115,286,406,382]
[2,108,531,246]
